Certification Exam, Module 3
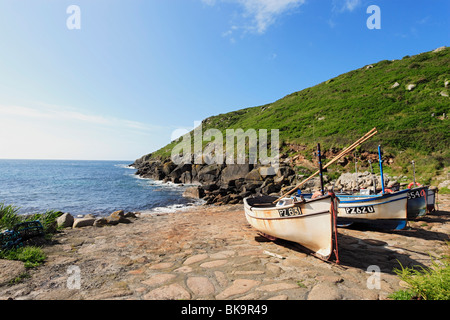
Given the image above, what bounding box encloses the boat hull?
[244,195,337,260]
[406,186,428,219]
[337,190,408,230]
[427,188,436,213]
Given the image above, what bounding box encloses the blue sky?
[0,0,448,160]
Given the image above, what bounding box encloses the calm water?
[0,159,200,216]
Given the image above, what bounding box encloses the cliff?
[133,46,450,203]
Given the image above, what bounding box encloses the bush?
[1,204,62,268]
[390,255,450,300]
[0,203,22,231]
[0,203,63,234]
[0,246,46,268]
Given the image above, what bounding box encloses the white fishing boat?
[244,193,339,261]
[243,129,378,262]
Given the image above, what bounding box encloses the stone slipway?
[1,195,449,300]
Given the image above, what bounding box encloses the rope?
[329,192,340,264]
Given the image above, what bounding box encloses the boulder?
[261,182,278,195]
[276,166,295,178]
[242,183,262,193]
[244,168,263,182]
[183,186,205,199]
[124,212,138,218]
[406,84,416,91]
[220,164,250,186]
[93,217,108,227]
[107,210,131,225]
[73,217,96,228]
[203,183,219,192]
[169,164,192,183]
[162,160,176,175]
[180,171,192,184]
[197,164,223,184]
[433,46,446,53]
[56,212,74,228]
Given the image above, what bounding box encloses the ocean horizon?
[0,159,202,216]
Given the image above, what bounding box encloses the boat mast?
[317,143,325,195]
[411,160,416,186]
[378,145,385,194]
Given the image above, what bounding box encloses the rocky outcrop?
[334,171,399,192]
[132,156,328,205]
[131,149,401,205]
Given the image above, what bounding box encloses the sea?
[0,159,202,216]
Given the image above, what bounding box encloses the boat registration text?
[407,189,426,199]
[344,206,375,214]
[278,207,302,217]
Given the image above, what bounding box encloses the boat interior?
[246,194,331,208]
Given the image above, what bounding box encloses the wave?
[141,199,205,216]
[114,163,135,169]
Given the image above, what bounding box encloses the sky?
[0,0,448,160]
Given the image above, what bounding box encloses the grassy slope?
[146,47,450,184]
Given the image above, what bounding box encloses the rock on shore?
[56,210,139,229]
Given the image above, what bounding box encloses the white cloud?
[0,103,158,133]
[237,0,306,33]
[344,0,360,11]
[332,0,361,13]
[205,0,305,35]
[0,103,172,160]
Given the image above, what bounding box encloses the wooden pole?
[273,128,377,203]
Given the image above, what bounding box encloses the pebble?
[186,277,215,296]
[216,279,261,299]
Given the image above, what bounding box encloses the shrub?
[390,254,450,300]
[0,203,21,231]
[0,246,46,268]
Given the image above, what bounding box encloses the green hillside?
[144,47,450,185]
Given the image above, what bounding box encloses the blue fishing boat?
[336,145,408,230]
[337,190,408,230]
[406,185,428,219]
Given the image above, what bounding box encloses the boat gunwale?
[244,209,330,221]
[338,196,408,206]
[244,194,332,211]
[336,188,409,200]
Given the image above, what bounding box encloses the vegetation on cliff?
[140,47,450,185]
